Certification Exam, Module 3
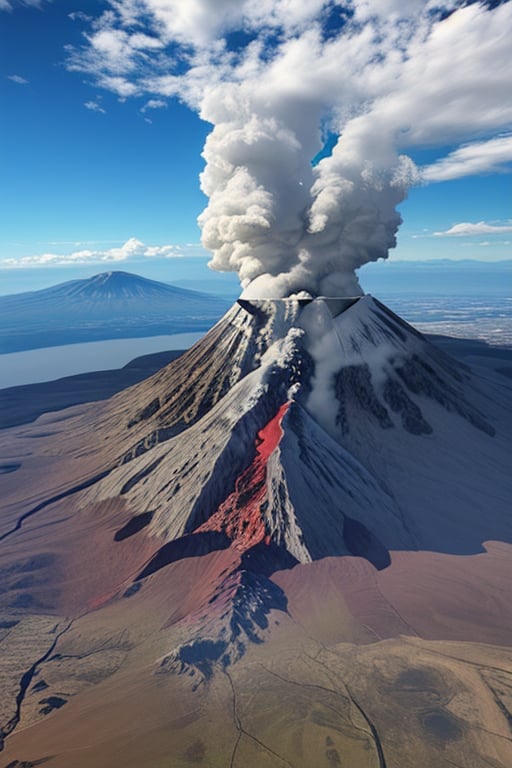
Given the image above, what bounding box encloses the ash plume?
[69,1,512,297]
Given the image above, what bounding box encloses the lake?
[0,332,203,389]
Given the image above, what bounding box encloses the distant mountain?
[0,271,230,353]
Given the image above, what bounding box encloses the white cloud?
[473,240,511,248]
[2,0,46,9]
[84,100,106,114]
[69,11,92,22]
[422,135,512,182]
[143,243,183,257]
[338,4,512,153]
[7,74,29,84]
[124,0,328,47]
[353,0,434,19]
[66,13,169,92]
[0,238,205,267]
[434,222,512,238]
[87,28,137,74]
[67,3,512,148]
[140,98,166,112]
[98,75,139,98]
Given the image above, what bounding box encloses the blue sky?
[0,2,209,267]
[0,1,511,295]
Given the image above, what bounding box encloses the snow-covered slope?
[89,295,511,559]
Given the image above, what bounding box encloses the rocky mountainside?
[0,270,229,352]
[0,296,511,767]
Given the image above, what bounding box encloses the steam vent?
[1,296,512,767]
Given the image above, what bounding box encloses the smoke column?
[199,82,419,298]
[71,1,512,297]
[196,21,422,298]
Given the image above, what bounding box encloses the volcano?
[0,271,229,353]
[1,296,511,767]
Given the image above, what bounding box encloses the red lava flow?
[196,402,290,552]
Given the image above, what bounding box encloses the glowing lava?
[196,402,290,552]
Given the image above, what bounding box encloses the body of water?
[0,332,203,389]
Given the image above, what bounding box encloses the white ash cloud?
[67,1,512,297]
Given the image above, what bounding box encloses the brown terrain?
[0,297,511,768]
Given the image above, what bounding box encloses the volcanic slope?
[1,296,512,768]
[0,270,229,353]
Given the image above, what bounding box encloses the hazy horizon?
[1,257,511,298]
